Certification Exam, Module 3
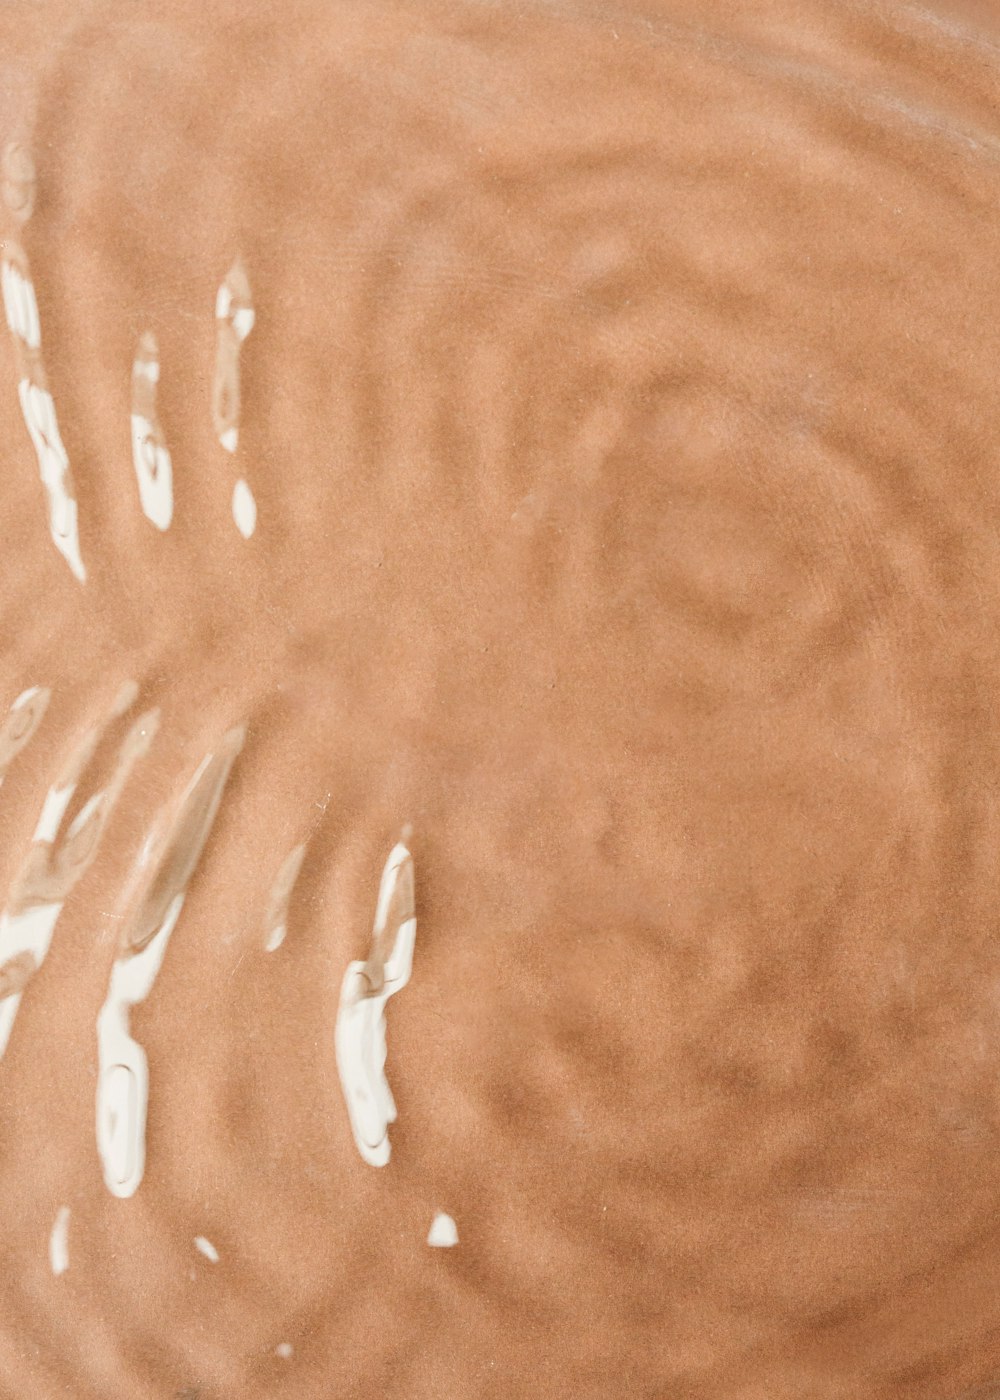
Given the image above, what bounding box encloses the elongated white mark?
[212,257,253,454]
[335,840,416,1167]
[2,145,85,582]
[0,685,50,788]
[96,726,245,1198]
[193,1235,219,1263]
[275,1343,293,1360]
[232,478,257,539]
[427,1212,458,1248]
[213,260,256,529]
[0,685,156,1059]
[16,377,84,582]
[2,260,40,349]
[130,332,173,530]
[49,1205,70,1275]
[264,842,306,952]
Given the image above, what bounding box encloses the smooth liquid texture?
[0,1,999,1397]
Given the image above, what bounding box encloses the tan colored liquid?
[0,1,998,1396]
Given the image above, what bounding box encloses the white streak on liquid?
[232,478,256,538]
[49,1206,70,1275]
[130,414,173,530]
[2,252,86,581]
[194,1235,219,1263]
[335,844,415,1167]
[2,261,40,349]
[17,378,85,581]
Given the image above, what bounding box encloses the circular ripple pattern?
[2,2,1000,1398]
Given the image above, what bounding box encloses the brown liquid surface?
[0,1,999,1396]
